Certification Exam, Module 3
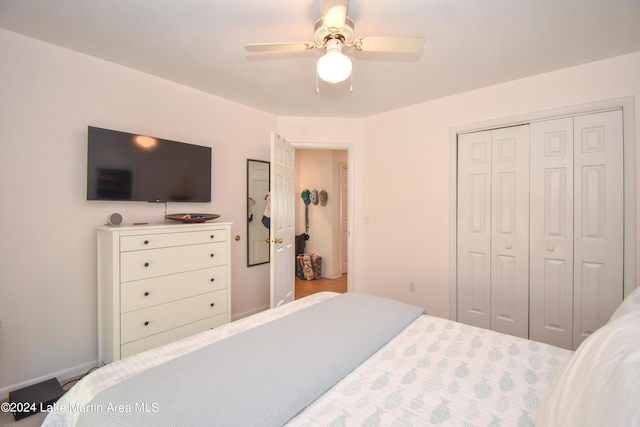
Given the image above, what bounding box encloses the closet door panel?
[573,110,624,348]
[490,126,529,338]
[529,118,574,349]
[457,108,626,350]
[457,131,492,330]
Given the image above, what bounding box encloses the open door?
[269,132,296,307]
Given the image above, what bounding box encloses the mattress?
[43,291,574,426]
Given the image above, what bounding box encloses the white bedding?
[44,292,574,426]
[288,312,573,426]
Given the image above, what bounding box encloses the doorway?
[292,144,354,293]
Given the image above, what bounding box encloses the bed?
[43,288,640,426]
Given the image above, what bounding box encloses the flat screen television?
[87,126,211,202]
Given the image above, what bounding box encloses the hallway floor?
[295,274,347,299]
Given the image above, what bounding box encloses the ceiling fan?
[244,0,424,88]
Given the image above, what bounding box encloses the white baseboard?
[321,272,344,280]
[1,359,99,401]
[232,304,269,322]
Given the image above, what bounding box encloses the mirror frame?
[247,159,270,267]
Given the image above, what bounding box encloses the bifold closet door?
[529,110,624,350]
[529,118,575,349]
[572,110,624,348]
[489,126,530,339]
[457,130,492,330]
[457,126,530,337]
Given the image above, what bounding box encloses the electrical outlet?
[409,281,416,292]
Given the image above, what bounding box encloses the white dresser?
[97,222,232,364]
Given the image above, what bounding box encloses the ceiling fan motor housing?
[314,17,355,46]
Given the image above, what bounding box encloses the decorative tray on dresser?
[97,222,232,364]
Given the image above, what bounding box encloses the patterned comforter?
[287,312,573,426]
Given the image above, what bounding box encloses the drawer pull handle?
[144,292,150,297]
[144,262,150,267]
[210,303,215,307]
[210,278,215,282]
[210,234,215,239]
[144,321,149,326]
[144,240,149,245]
[210,253,215,258]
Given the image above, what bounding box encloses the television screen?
[87,126,211,202]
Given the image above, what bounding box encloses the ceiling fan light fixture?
[317,39,352,83]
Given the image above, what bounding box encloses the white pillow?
[608,286,640,323]
[536,311,640,427]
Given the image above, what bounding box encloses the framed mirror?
[247,159,270,266]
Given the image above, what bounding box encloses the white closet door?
[573,110,624,348]
[457,130,492,330]
[529,118,574,349]
[490,125,530,338]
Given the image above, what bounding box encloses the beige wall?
[0,29,276,397]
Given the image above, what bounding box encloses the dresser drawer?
[120,313,228,359]
[121,266,227,313]
[120,229,227,252]
[120,242,227,282]
[120,289,228,344]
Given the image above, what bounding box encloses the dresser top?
[98,221,232,232]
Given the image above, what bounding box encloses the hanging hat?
[301,189,311,205]
[319,190,328,206]
[310,189,319,205]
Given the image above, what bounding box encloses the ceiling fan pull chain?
[316,72,320,94]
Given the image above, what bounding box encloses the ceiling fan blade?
[354,36,425,53]
[245,42,316,52]
[322,0,348,28]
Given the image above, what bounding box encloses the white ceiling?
[1,0,639,118]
